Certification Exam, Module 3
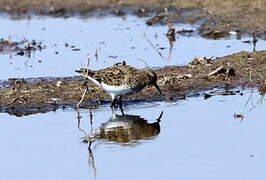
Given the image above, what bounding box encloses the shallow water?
[1,15,266,79]
[1,15,266,180]
[0,89,265,180]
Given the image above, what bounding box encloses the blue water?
[0,16,265,79]
[0,89,265,180]
[1,15,266,180]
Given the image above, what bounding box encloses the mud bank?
[0,50,265,116]
[0,38,45,57]
[1,0,266,39]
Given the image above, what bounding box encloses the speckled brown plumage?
[76,65,157,89]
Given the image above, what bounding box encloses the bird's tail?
[75,68,95,77]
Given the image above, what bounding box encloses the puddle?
[1,14,266,179]
[0,90,265,179]
[1,15,266,80]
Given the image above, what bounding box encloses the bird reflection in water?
[78,110,163,178]
[92,111,163,144]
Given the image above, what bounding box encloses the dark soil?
[0,38,45,57]
[1,50,266,116]
[1,0,266,116]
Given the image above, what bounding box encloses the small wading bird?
[75,64,162,113]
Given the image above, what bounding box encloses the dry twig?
[76,55,91,109]
[143,33,166,60]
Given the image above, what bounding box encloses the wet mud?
[1,0,266,115]
[0,38,45,57]
[1,50,265,116]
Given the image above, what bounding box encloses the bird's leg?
[118,96,125,115]
[110,97,117,112]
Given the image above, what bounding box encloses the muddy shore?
[1,50,265,116]
[1,0,266,39]
[1,0,266,116]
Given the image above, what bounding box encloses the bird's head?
[146,70,162,95]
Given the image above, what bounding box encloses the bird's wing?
[95,66,138,86]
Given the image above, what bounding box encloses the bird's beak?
[154,82,162,95]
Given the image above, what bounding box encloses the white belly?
[85,75,143,98]
[101,83,136,98]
